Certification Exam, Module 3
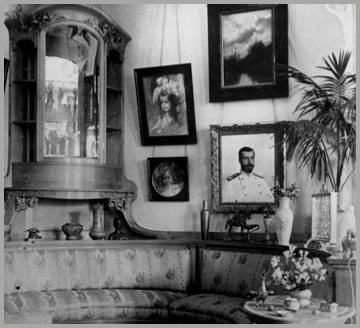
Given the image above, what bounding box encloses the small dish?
[277,310,293,318]
[284,305,300,312]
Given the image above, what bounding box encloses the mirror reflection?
[44,25,100,159]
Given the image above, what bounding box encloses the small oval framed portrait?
[148,157,189,201]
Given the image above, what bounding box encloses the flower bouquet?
[268,245,328,307]
[271,183,300,202]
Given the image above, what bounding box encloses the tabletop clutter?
[259,298,339,318]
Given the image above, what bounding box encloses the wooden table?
[243,296,355,324]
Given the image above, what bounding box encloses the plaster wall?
[3,4,356,239]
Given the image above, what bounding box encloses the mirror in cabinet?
[42,24,101,162]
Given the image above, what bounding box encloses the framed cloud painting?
[208,4,288,102]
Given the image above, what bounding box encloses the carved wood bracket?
[108,192,133,212]
[5,190,39,212]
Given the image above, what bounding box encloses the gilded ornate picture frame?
[210,122,289,213]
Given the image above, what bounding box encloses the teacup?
[284,297,300,312]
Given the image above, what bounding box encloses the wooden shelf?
[13,79,37,85]
[12,120,36,126]
[106,126,122,132]
[107,85,122,94]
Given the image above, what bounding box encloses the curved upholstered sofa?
[4,240,334,324]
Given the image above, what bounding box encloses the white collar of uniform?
[239,170,253,178]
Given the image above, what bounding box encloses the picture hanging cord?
[159,4,167,67]
[141,5,160,158]
[175,4,187,65]
[175,4,188,156]
[151,4,168,158]
[151,4,189,157]
[143,4,159,68]
[218,102,224,124]
[271,98,279,122]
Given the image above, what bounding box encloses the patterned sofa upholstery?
[4,242,334,324]
[4,245,191,323]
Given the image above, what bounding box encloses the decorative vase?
[274,197,294,245]
[61,223,83,240]
[263,216,273,243]
[290,289,312,308]
[200,200,210,240]
[4,224,12,241]
[89,201,106,240]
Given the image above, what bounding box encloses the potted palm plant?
[284,50,356,246]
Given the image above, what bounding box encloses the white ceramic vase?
[274,197,294,245]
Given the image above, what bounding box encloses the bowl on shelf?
[61,223,83,240]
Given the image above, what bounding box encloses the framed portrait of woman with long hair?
[134,63,197,145]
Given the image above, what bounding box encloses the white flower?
[270,256,280,268]
[272,267,283,281]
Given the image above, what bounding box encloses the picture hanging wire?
[175,4,189,156]
[152,4,167,156]
[159,4,168,67]
[140,4,160,158]
[151,4,190,156]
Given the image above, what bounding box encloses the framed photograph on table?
[210,122,289,213]
[148,157,189,201]
[134,63,197,146]
[207,4,288,102]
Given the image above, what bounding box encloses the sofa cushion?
[4,247,192,294]
[52,307,171,323]
[5,289,187,313]
[4,289,188,324]
[169,293,251,324]
[5,307,172,324]
[5,310,53,324]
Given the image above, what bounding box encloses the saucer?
[277,310,293,318]
[284,306,299,312]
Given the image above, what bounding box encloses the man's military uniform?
[223,171,273,203]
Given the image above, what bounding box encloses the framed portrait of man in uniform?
[210,122,289,213]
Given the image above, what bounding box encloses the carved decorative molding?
[108,192,132,211]
[5,6,63,30]
[5,5,127,56]
[5,190,38,211]
[84,18,127,55]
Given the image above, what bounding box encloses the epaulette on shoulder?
[226,172,240,181]
[253,173,264,179]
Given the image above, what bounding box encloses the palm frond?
[318,50,352,80]
[286,51,356,191]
